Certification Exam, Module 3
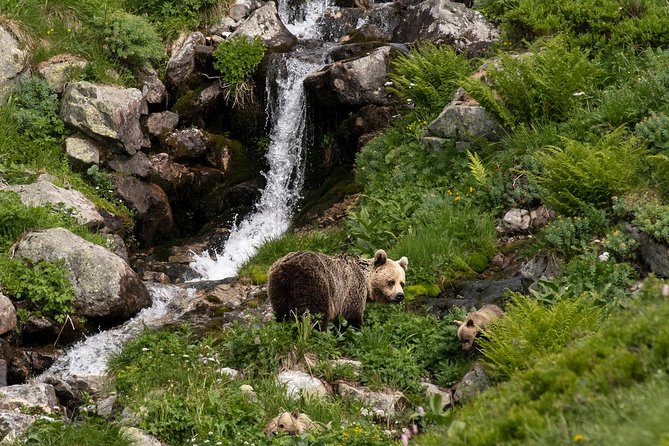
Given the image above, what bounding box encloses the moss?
[208,133,254,187]
[405,283,441,300]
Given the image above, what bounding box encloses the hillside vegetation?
[2,0,669,444]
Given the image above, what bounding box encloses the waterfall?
[190,1,331,281]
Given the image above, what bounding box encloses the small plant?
[124,0,221,38]
[8,77,65,147]
[613,194,669,243]
[212,36,266,107]
[535,207,609,259]
[94,11,166,72]
[601,228,639,262]
[635,111,669,152]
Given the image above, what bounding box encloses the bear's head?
[454,317,478,351]
[369,249,408,303]
[264,410,303,436]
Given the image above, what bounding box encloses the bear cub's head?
[369,249,408,303]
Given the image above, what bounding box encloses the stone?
[145,111,179,138]
[0,359,7,387]
[0,383,59,414]
[167,32,205,87]
[304,46,395,107]
[421,382,452,410]
[218,367,240,378]
[148,153,194,194]
[420,136,448,152]
[239,384,258,401]
[228,0,257,21]
[230,3,298,53]
[0,24,30,103]
[520,253,561,286]
[453,363,491,404]
[0,293,17,336]
[625,223,669,278]
[209,16,238,35]
[0,412,38,444]
[276,371,329,399]
[163,128,213,162]
[108,152,153,179]
[497,208,531,233]
[36,54,87,93]
[336,382,406,419]
[65,137,100,171]
[139,67,167,106]
[1,179,105,229]
[13,228,151,320]
[121,427,164,446]
[60,81,145,155]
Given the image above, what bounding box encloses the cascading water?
[190,0,331,280]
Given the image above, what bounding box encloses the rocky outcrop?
[1,179,105,229]
[167,32,206,87]
[624,224,669,278]
[65,137,100,171]
[393,0,498,51]
[163,128,213,162]
[0,293,17,336]
[13,228,151,321]
[230,3,298,52]
[0,412,40,444]
[60,82,146,155]
[304,46,395,107]
[277,371,329,399]
[0,383,59,414]
[145,111,179,139]
[0,24,30,103]
[139,67,167,106]
[112,175,174,246]
[36,54,87,93]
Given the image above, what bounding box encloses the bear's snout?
[394,292,405,302]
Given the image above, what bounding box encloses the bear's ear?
[373,249,388,267]
[454,320,463,327]
[291,410,300,419]
[466,319,475,327]
[398,256,408,271]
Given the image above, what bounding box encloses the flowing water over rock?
[190,0,333,280]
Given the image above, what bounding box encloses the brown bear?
[454,304,504,351]
[267,249,408,329]
[263,410,327,436]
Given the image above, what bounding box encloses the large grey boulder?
[1,179,105,229]
[453,363,491,404]
[0,383,59,414]
[0,24,30,103]
[166,32,205,87]
[0,293,17,336]
[276,371,329,399]
[304,46,395,107]
[230,3,297,53]
[393,0,498,50]
[65,137,100,171]
[0,412,40,444]
[36,54,87,93]
[13,228,151,320]
[60,81,146,155]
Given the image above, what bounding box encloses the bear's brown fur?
[454,304,504,351]
[263,410,326,436]
[267,249,408,329]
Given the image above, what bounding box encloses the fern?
[466,150,488,187]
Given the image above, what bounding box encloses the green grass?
[12,418,133,446]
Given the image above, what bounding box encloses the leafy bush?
[535,207,609,259]
[532,130,646,214]
[602,228,640,263]
[15,418,133,446]
[613,195,669,243]
[94,11,165,72]
[635,111,669,152]
[488,37,600,125]
[388,43,470,113]
[0,257,75,323]
[213,36,266,105]
[124,0,220,37]
[8,77,65,147]
[480,293,604,379]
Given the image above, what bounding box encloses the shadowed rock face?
[13,228,151,321]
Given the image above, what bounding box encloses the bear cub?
[267,249,408,329]
[454,304,504,351]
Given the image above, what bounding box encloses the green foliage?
[533,130,646,214]
[488,37,600,125]
[388,43,470,113]
[458,76,515,128]
[0,257,75,323]
[8,77,66,147]
[427,277,669,446]
[14,418,133,446]
[94,11,165,72]
[213,36,266,105]
[613,195,669,243]
[389,200,497,285]
[601,227,640,263]
[124,0,221,38]
[635,111,669,152]
[535,207,609,259]
[479,293,604,379]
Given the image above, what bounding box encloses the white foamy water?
[39,284,194,379]
[280,0,331,40]
[190,0,332,281]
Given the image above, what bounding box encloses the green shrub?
[389,199,497,285]
[0,257,75,323]
[388,43,470,113]
[212,36,266,105]
[488,37,600,125]
[94,11,165,72]
[535,207,609,259]
[613,195,669,243]
[480,293,604,379]
[8,77,65,147]
[635,111,669,152]
[14,418,133,446]
[124,0,221,38]
[532,130,645,214]
[601,227,640,263]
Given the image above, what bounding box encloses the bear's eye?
[279,424,285,429]
[400,281,405,288]
[388,280,395,287]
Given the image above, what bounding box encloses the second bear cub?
[454,304,504,351]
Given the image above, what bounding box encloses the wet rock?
[112,176,174,247]
[108,151,153,179]
[0,412,39,444]
[453,363,491,404]
[277,371,329,399]
[425,88,502,145]
[520,253,561,286]
[231,3,298,53]
[167,32,206,87]
[1,179,105,230]
[164,128,213,162]
[148,153,194,194]
[337,104,395,151]
[0,24,30,103]
[336,382,407,419]
[65,137,100,171]
[60,81,145,155]
[304,46,395,107]
[625,223,669,278]
[18,315,68,346]
[318,8,365,42]
[139,66,167,106]
[36,54,87,93]
[145,111,179,139]
[341,4,405,43]
[0,383,59,414]
[0,293,17,336]
[393,0,498,51]
[14,228,151,321]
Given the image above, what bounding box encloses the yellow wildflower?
[573,434,586,443]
